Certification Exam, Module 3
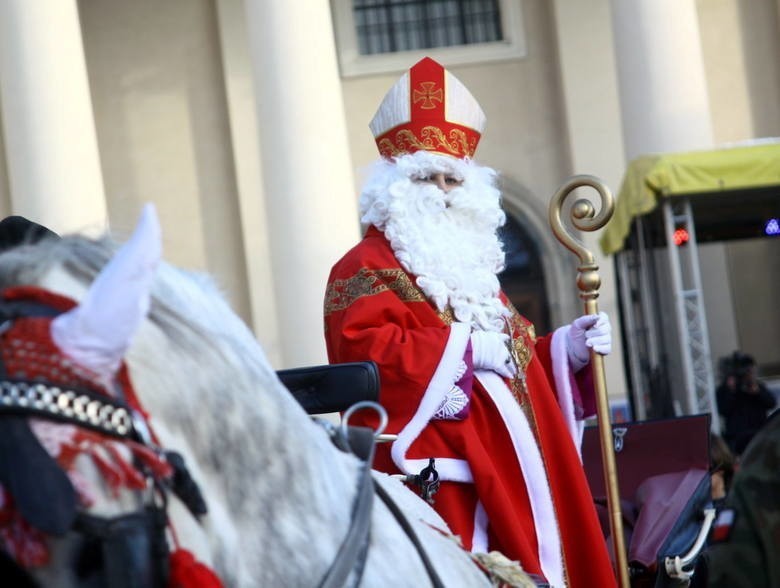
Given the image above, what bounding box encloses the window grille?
[353,0,503,56]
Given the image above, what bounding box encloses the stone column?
[552,0,629,402]
[610,0,714,158]
[0,0,107,234]
[244,0,360,367]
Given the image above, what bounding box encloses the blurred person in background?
[716,351,776,455]
[707,410,780,587]
[709,432,736,506]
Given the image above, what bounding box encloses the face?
[710,470,726,500]
[413,172,464,194]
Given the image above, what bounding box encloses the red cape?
[324,227,616,587]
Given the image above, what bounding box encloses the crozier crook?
[548,175,630,588]
[51,203,161,383]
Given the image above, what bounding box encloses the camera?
[719,351,756,386]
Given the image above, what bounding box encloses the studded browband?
[0,296,140,442]
[0,379,137,440]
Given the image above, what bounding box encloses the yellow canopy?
[600,141,780,255]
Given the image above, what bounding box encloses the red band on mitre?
[371,57,484,159]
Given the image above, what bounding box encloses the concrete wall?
[727,238,780,374]
[699,243,740,366]
[698,0,780,142]
[79,0,251,322]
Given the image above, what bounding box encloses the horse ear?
[51,203,161,381]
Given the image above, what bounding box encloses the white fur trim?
[477,370,565,588]
[390,322,473,482]
[552,326,585,453]
[471,500,489,553]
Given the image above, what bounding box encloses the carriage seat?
[277,361,380,415]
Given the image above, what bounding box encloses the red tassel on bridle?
[168,549,223,588]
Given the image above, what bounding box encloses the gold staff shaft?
[548,175,630,588]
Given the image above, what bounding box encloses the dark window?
[353,0,503,56]
[498,214,551,335]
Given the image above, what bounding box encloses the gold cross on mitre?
[413,81,443,109]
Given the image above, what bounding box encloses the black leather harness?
[318,419,446,588]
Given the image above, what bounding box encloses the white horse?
[0,206,531,587]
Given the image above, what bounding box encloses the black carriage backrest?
[277,361,380,415]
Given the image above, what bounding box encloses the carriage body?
[581,414,715,587]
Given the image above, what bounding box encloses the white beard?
[359,152,509,332]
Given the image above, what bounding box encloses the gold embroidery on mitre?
[324,268,426,315]
[413,81,444,109]
[377,126,477,158]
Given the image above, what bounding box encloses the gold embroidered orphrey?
[413,81,444,109]
[327,266,539,418]
[505,300,536,374]
[324,267,426,316]
[377,126,477,158]
[325,266,536,373]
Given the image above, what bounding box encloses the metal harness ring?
[340,400,388,440]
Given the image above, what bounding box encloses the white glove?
[566,311,612,372]
[470,330,517,379]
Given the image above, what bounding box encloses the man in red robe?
[324,57,616,588]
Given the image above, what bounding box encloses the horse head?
[0,206,503,587]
